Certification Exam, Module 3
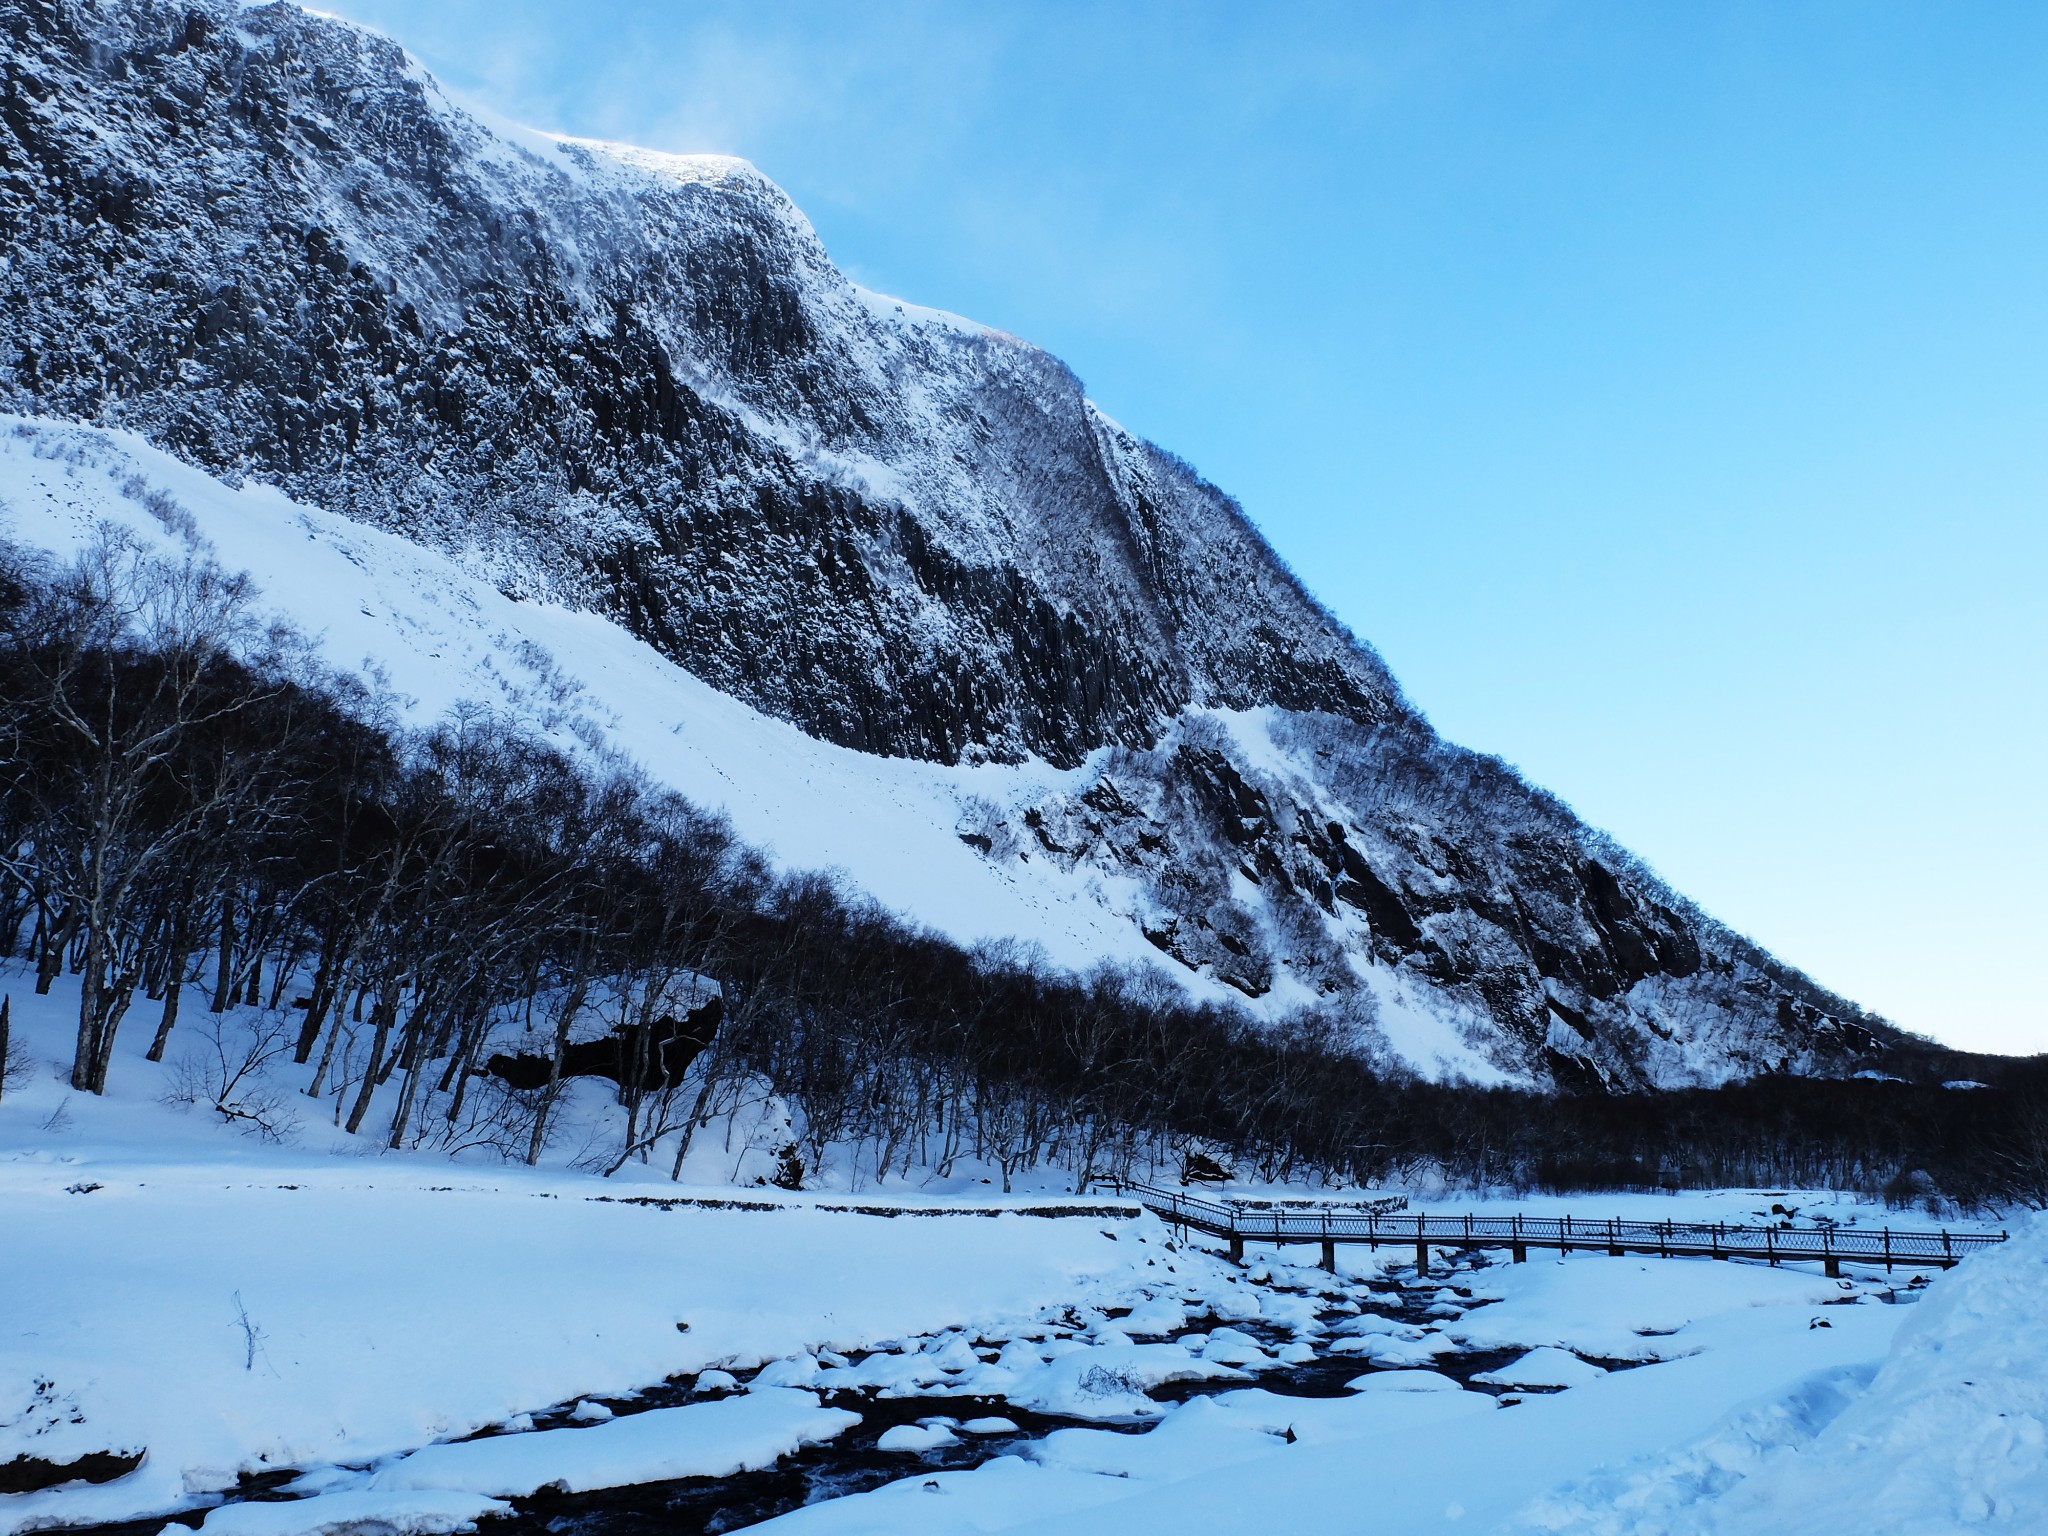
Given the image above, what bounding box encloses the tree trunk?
[147,971,184,1063]
[146,917,194,1063]
[386,1048,426,1150]
[210,893,235,1013]
[71,917,104,1091]
[36,901,74,995]
[343,986,401,1135]
[294,924,344,1062]
[441,1014,491,1125]
[525,974,590,1167]
[305,957,359,1101]
[87,958,142,1093]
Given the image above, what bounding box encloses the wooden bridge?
[1112,1181,2006,1278]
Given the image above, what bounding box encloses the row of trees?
[3,532,2044,1205]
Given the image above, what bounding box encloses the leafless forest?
[4,534,2042,1206]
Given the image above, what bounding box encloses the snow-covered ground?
[1,968,2035,1536]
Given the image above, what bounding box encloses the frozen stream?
[479,1255,1537,1536]
[67,1245,1912,1536]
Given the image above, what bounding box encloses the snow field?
[0,972,1251,1536]
[0,1152,1207,1533]
[1520,1209,2048,1534]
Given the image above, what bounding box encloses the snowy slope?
[0,417,1259,1023]
[0,0,1906,1086]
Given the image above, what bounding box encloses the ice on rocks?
[1330,1332,1460,1367]
[1253,1291,1326,1335]
[1007,1345,1248,1421]
[1195,1328,1275,1368]
[1118,1298,1189,1337]
[749,1356,824,1391]
[1329,1312,1425,1339]
[876,1423,960,1454]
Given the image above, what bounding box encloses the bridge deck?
[1114,1182,2004,1275]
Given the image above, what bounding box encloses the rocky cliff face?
[0,0,1904,1086]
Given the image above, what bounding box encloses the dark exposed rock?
[0,0,1397,769]
[486,998,723,1093]
[987,710,1904,1087]
[0,1450,145,1495]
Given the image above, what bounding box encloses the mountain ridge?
[0,0,1909,1088]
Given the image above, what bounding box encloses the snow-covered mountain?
[0,0,1902,1087]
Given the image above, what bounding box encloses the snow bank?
[183,1490,507,1536]
[1522,1214,2048,1534]
[370,1390,858,1496]
[1448,1252,1851,1361]
[1345,1370,1463,1393]
[0,1150,1188,1533]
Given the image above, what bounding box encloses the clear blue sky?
[328,1,2048,1057]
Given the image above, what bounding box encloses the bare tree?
[0,532,295,1093]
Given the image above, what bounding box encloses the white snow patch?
[183,1489,507,1536]
[1472,1347,1609,1390]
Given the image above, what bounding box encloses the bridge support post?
[1825,1256,1841,1279]
[1228,1232,1244,1263]
[1415,1241,1430,1278]
[1321,1237,1336,1272]
[1511,1241,1527,1264]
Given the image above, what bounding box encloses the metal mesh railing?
[1111,1181,2004,1268]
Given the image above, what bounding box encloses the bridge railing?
[1107,1179,2004,1270]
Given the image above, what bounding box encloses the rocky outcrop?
[980,711,1892,1087]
